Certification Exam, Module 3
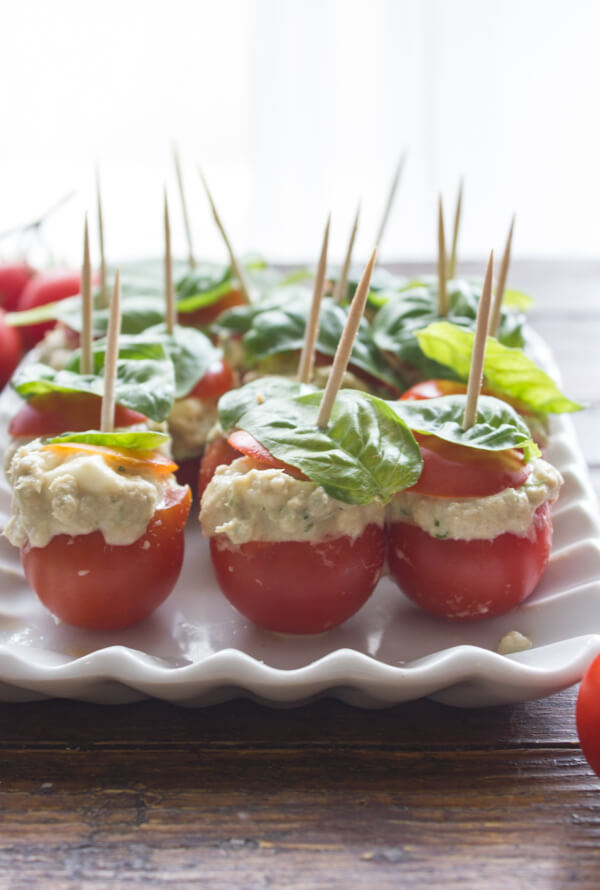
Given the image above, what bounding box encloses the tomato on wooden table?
[387,434,552,620]
[577,654,600,779]
[22,485,191,630]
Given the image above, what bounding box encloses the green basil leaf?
[503,288,535,310]
[214,287,304,334]
[46,429,169,451]
[372,279,526,376]
[391,394,540,461]
[414,321,583,414]
[218,376,318,433]
[236,389,422,504]
[16,342,175,422]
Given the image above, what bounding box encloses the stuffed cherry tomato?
[17,270,83,348]
[386,436,562,620]
[0,263,33,312]
[5,439,190,630]
[200,434,386,634]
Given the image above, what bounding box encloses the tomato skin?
[22,485,191,630]
[178,289,246,328]
[9,391,147,438]
[409,433,529,498]
[210,523,385,633]
[387,503,553,620]
[17,271,82,348]
[198,436,241,500]
[576,654,600,778]
[0,309,23,388]
[401,379,467,401]
[188,358,234,400]
[227,430,308,480]
[0,263,33,311]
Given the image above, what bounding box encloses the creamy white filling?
[4,439,179,548]
[200,457,384,545]
[386,457,562,541]
[36,326,75,371]
[168,397,218,461]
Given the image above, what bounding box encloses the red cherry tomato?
[17,270,82,348]
[188,358,234,400]
[577,654,600,778]
[198,435,242,500]
[0,263,33,311]
[22,485,191,630]
[401,379,468,401]
[178,289,246,328]
[0,309,23,388]
[387,503,553,620]
[409,433,529,498]
[210,523,385,633]
[9,391,147,439]
[227,429,308,480]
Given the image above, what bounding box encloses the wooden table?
[1,261,599,889]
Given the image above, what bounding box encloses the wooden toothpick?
[198,167,250,304]
[95,166,108,308]
[100,270,121,433]
[297,216,330,383]
[437,196,448,316]
[164,189,176,334]
[489,215,515,337]
[448,177,463,280]
[316,248,377,429]
[173,145,196,269]
[463,250,494,430]
[332,202,360,305]
[375,151,406,249]
[80,215,93,376]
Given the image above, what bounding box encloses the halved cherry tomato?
[198,435,242,501]
[210,523,385,633]
[9,391,147,439]
[409,433,529,498]
[0,263,33,312]
[0,309,23,388]
[576,654,600,778]
[178,289,246,328]
[227,430,308,480]
[22,485,191,630]
[387,503,553,620]
[17,270,83,348]
[188,358,234,400]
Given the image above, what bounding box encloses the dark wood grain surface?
[0,261,598,889]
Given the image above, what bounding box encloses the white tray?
[0,336,599,708]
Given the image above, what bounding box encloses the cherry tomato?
[576,654,600,778]
[198,435,242,500]
[227,429,308,480]
[178,289,246,328]
[210,523,385,633]
[17,270,82,348]
[387,503,553,620]
[22,485,191,630]
[188,358,234,400]
[408,433,529,498]
[0,309,23,388]
[0,263,33,311]
[9,391,147,438]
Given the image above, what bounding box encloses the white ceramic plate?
[0,334,599,708]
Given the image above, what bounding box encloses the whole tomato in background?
[0,310,23,387]
[576,654,600,778]
[0,263,34,311]
[17,270,82,348]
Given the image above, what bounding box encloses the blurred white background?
[0,0,598,267]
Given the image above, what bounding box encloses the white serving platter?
[0,333,599,708]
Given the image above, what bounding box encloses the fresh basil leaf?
[236,389,422,504]
[372,278,526,375]
[16,343,175,422]
[414,321,582,415]
[391,394,540,461]
[47,429,169,451]
[214,287,305,334]
[176,277,235,314]
[218,376,318,433]
[503,288,534,310]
